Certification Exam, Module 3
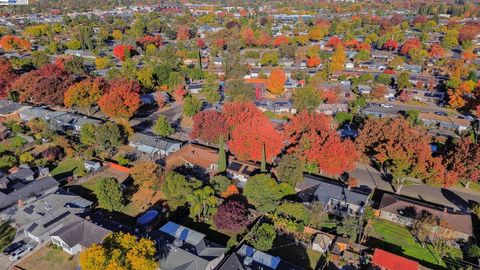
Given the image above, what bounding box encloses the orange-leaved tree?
[98,78,141,119]
[266,68,286,95]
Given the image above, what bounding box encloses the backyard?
[269,235,323,270]
[17,245,79,270]
[366,219,463,269]
[50,158,85,180]
[0,222,16,252]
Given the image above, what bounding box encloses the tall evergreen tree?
[261,143,266,173]
[217,136,227,172]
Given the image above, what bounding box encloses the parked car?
[380,104,393,108]
[9,244,33,261]
[3,240,25,255]
[435,111,447,116]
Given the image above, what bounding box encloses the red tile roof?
[372,249,419,270]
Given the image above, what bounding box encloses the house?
[4,189,92,243]
[377,193,473,243]
[312,233,334,253]
[84,160,102,172]
[296,174,370,217]
[216,244,304,270]
[371,248,419,270]
[345,62,354,69]
[187,82,204,94]
[254,100,296,114]
[0,100,25,122]
[361,105,399,119]
[0,169,59,211]
[226,159,260,187]
[418,112,471,133]
[130,132,182,157]
[51,215,111,255]
[141,91,171,105]
[163,143,219,173]
[158,221,226,270]
[315,103,349,115]
[358,85,372,95]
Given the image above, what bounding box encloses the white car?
[9,244,33,261]
[380,104,393,108]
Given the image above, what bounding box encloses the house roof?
[296,174,370,207]
[372,248,419,270]
[0,100,24,116]
[226,158,260,177]
[130,132,182,153]
[419,112,471,127]
[0,176,59,210]
[51,215,110,248]
[164,143,218,170]
[160,221,206,246]
[378,193,473,236]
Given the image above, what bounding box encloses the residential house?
[0,167,59,211]
[226,159,260,187]
[254,100,296,114]
[0,100,25,122]
[130,132,182,157]
[358,85,372,95]
[371,248,419,270]
[158,221,226,270]
[163,143,219,173]
[315,103,349,115]
[84,160,102,172]
[312,233,334,254]
[4,189,92,243]
[187,82,204,94]
[418,112,471,133]
[345,62,354,69]
[216,244,305,270]
[361,105,399,119]
[296,174,370,217]
[51,215,111,255]
[377,193,473,243]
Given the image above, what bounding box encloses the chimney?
[17,199,24,208]
[444,207,447,213]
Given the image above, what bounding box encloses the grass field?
[367,219,463,269]
[18,245,79,270]
[0,222,16,252]
[50,159,84,180]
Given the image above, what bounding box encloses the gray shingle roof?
[51,215,111,248]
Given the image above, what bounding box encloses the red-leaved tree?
[98,79,141,119]
[0,58,18,98]
[113,44,135,61]
[444,136,479,189]
[190,110,229,144]
[213,200,249,233]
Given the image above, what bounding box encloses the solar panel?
[43,211,71,228]
[228,162,242,172]
[27,223,38,232]
[23,205,34,214]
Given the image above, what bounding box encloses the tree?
[79,232,157,270]
[260,52,279,66]
[308,25,326,41]
[243,174,294,212]
[225,79,255,102]
[80,123,96,146]
[176,26,190,41]
[190,111,228,144]
[331,45,346,72]
[98,79,141,119]
[183,96,202,117]
[19,152,34,164]
[276,202,310,225]
[396,71,411,90]
[292,86,321,112]
[95,122,124,151]
[201,73,220,104]
[217,136,227,172]
[130,161,160,189]
[0,35,31,51]
[444,136,479,189]
[95,57,110,70]
[442,29,459,50]
[95,177,123,211]
[266,68,286,96]
[277,154,304,186]
[210,174,230,194]
[246,223,276,251]
[337,216,358,241]
[214,200,249,233]
[429,44,445,58]
[64,77,105,114]
[371,85,387,100]
[187,186,217,221]
[221,185,239,198]
[113,44,135,61]
[284,112,359,175]
[152,115,174,137]
[8,64,74,106]
[383,39,399,51]
[161,172,201,210]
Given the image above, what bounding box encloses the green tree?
[136,66,155,90]
[225,79,255,102]
[201,73,220,104]
[210,175,230,194]
[337,216,358,241]
[187,186,217,221]
[442,29,459,50]
[19,152,34,164]
[260,52,279,66]
[217,136,227,172]
[161,172,202,210]
[80,123,96,146]
[243,174,295,212]
[152,115,174,137]
[183,96,202,117]
[277,154,304,186]
[260,144,266,173]
[246,223,276,251]
[95,122,123,151]
[95,177,123,211]
[396,71,411,90]
[376,74,392,85]
[292,86,321,112]
[276,202,310,225]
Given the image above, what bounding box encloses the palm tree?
[187,186,217,221]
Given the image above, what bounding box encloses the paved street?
[350,162,480,212]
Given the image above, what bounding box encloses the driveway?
[0,230,45,270]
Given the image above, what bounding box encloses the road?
[130,103,183,133]
[350,162,480,212]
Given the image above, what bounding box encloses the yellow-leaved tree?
[331,45,346,72]
[266,68,286,96]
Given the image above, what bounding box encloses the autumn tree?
[98,79,141,119]
[130,161,161,189]
[292,85,321,112]
[190,110,228,144]
[213,199,249,233]
[273,35,290,47]
[0,35,31,51]
[266,68,286,95]
[113,44,135,61]
[64,77,105,114]
[79,233,157,270]
[371,85,387,100]
[176,26,190,41]
[383,39,399,51]
[331,45,346,72]
[8,64,74,106]
[284,111,358,175]
[444,137,479,189]
[429,44,445,58]
[0,58,17,98]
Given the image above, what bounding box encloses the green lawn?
[51,159,84,180]
[269,236,323,270]
[0,222,16,252]
[367,219,463,269]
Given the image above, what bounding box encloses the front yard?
[17,245,79,270]
[0,222,16,252]
[367,219,463,269]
